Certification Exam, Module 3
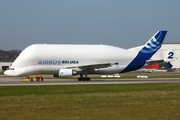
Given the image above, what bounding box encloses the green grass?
[1,83,180,120]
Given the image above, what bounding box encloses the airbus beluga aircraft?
[4,30,167,81]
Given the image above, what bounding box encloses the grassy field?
[1,83,180,120]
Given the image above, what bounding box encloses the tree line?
[0,49,21,62]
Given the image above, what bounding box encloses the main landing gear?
[78,74,91,81]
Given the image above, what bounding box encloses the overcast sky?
[0,0,180,50]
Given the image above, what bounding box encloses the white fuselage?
[5,44,139,76]
[4,30,168,77]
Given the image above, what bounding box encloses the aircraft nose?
[4,70,9,76]
[4,70,14,76]
[4,69,22,77]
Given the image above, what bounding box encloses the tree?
[0,49,21,62]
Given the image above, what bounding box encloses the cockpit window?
[9,68,14,70]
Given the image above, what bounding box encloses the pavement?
[0,76,180,86]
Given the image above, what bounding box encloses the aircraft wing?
[67,63,113,71]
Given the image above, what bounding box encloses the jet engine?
[54,69,77,77]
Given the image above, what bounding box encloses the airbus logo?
[38,60,79,65]
[38,60,61,65]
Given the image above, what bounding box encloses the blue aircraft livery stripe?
[140,31,167,56]
[121,31,167,73]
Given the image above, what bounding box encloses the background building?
[0,62,12,71]
[157,43,180,70]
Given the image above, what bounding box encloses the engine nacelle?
[59,69,73,77]
[53,69,77,77]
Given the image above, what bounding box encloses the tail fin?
[139,30,167,59]
[121,30,167,73]
[164,49,175,62]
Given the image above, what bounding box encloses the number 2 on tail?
[168,52,174,59]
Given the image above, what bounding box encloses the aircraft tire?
[78,78,82,81]
[78,77,90,81]
[87,77,90,81]
[82,77,86,81]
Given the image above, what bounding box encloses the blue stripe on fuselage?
[121,31,167,73]
[120,53,150,73]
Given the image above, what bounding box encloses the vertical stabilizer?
[121,30,167,73]
[139,31,167,59]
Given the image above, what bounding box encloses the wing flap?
[67,63,112,71]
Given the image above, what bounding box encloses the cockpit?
[8,68,14,70]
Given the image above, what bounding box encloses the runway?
[0,77,180,86]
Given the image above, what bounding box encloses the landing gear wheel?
[83,77,86,81]
[87,77,90,81]
[78,77,91,81]
[78,77,81,81]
